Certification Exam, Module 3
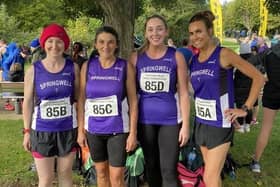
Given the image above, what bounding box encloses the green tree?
[1,0,68,31]
[135,0,207,46]
[232,0,260,33]
[266,0,280,15]
[67,16,102,48]
[0,4,36,45]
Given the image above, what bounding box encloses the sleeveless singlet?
[85,57,129,134]
[136,47,181,125]
[31,59,77,132]
[190,46,234,128]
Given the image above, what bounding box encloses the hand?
[224,108,247,123]
[126,133,137,153]
[77,131,87,148]
[178,125,189,147]
[22,133,31,152]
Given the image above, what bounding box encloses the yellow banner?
[259,0,268,37]
[210,0,223,43]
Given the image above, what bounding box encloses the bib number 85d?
[145,81,164,91]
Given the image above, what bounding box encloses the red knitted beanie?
[39,23,70,50]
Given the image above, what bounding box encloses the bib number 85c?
[92,104,113,115]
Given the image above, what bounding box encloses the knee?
[110,173,124,187]
[38,174,54,187]
[96,169,110,182]
[57,167,72,179]
[203,172,221,186]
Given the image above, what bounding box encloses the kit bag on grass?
[177,162,205,187]
[178,121,205,187]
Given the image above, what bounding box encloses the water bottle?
[187,147,197,170]
[229,170,236,180]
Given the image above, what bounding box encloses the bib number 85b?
[46,106,67,117]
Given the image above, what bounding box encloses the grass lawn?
[222,38,240,53]
[0,107,279,186]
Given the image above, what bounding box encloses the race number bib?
[86,95,118,117]
[140,72,170,93]
[195,97,217,121]
[40,98,72,119]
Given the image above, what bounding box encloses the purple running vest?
[32,59,77,132]
[85,57,129,134]
[136,47,180,125]
[190,46,234,128]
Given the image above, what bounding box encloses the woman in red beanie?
[22,23,79,187]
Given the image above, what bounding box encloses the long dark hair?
[189,10,215,32]
[89,25,120,60]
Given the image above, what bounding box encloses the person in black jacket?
[234,44,261,133]
[250,41,280,173]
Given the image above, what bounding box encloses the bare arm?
[77,61,88,147]
[176,51,190,147]
[221,48,265,109]
[23,66,34,130]
[73,63,80,102]
[22,65,34,151]
[126,54,138,152]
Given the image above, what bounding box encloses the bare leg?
[201,142,231,187]
[109,165,126,187]
[34,157,55,187]
[56,152,75,187]
[95,161,111,187]
[254,107,278,161]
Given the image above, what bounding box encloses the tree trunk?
[98,0,135,59]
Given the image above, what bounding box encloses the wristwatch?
[241,105,250,114]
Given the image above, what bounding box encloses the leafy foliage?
[135,0,207,46]
[0,4,37,45]
[224,0,260,32]
[265,0,280,15]
[67,16,102,48]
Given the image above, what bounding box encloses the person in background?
[250,46,262,125]
[1,42,23,111]
[30,38,45,64]
[71,42,87,69]
[0,39,8,68]
[22,23,80,187]
[77,26,138,187]
[251,41,280,173]
[250,32,258,49]
[130,14,190,187]
[188,10,264,187]
[177,38,193,64]
[0,39,8,81]
[257,36,269,53]
[167,38,177,48]
[234,36,255,133]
